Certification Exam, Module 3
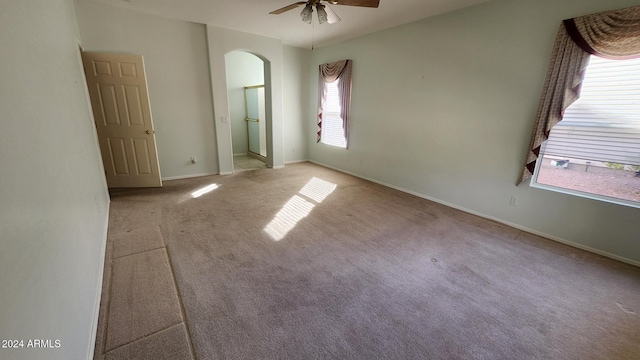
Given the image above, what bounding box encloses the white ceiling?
[90,0,492,49]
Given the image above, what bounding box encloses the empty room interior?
[1,0,639,359]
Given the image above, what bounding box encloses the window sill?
[530,181,640,209]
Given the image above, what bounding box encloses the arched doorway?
[206,25,285,174]
[225,50,273,172]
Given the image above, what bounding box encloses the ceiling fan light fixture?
[271,0,377,26]
[316,3,328,24]
[300,3,313,24]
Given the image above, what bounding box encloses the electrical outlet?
[510,196,518,206]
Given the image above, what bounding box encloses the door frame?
[244,84,267,161]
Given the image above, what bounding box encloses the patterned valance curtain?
[317,59,353,148]
[520,5,640,184]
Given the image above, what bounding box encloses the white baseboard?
[309,160,640,268]
[162,172,218,181]
[285,159,309,164]
[219,171,234,175]
[233,153,248,156]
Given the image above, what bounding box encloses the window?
[317,59,352,148]
[520,5,640,190]
[531,56,640,208]
[320,79,346,147]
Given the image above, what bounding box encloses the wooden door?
[82,52,162,188]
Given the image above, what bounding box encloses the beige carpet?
[96,162,640,359]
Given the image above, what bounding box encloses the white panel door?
[82,52,162,188]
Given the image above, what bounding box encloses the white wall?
[0,0,110,359]
[283,46,312,163]
[309,0,640,264]
[75,3,310,177]
[74,0,218,179]
[225,51,265,156]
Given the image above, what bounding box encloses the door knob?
[145,130,152,135]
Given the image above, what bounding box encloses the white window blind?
[546,56,640,166]
[321,79,346,148]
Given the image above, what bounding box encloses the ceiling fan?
[270,0,380,25]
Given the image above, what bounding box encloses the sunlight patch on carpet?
[264,177,336,241]
[264,195,315,241]
[191,184,219,198]
[299,177,337,203]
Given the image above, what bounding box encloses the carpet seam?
[164,239,199,360]
[103,246,180,354]
[112,245,166,260]
[102,321,185,356]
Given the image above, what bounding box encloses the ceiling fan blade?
[269,2,308,15]
[328,0,380,8]
[322,3,341,24]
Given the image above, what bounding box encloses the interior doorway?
[225,51,270,172]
